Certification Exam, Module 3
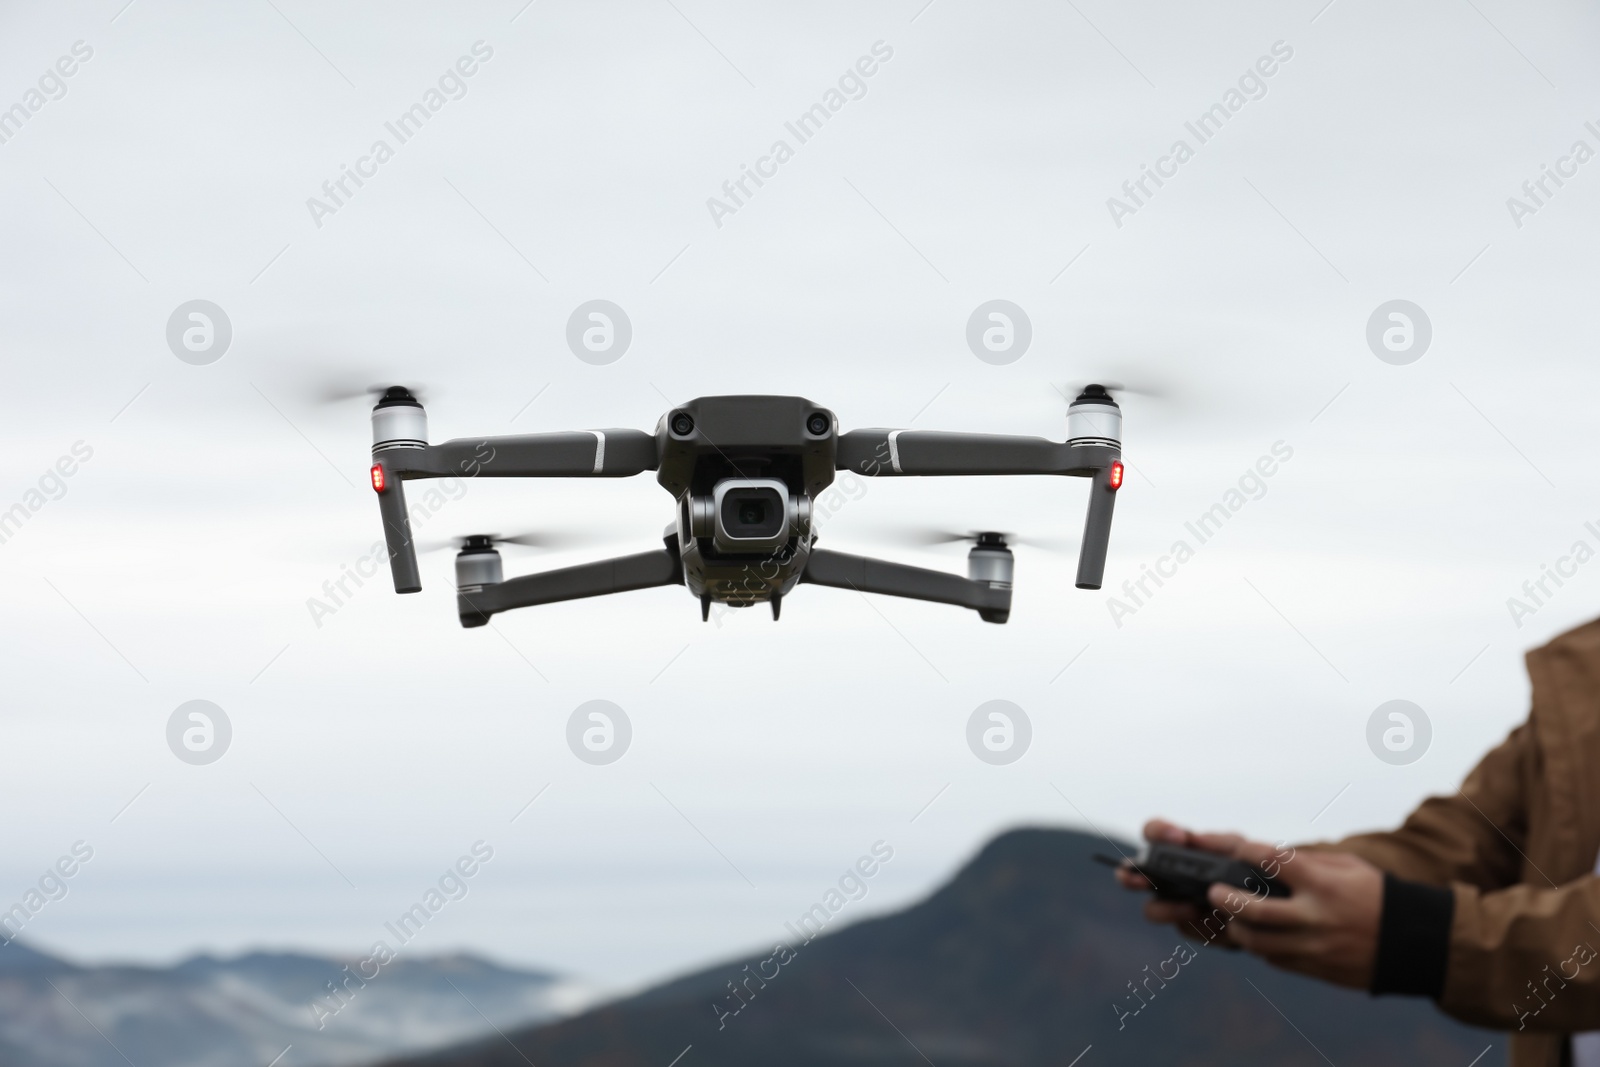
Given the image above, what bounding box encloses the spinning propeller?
[867,527,1074,552]
[416,531,592,554]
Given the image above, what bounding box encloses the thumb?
[1229,839,1302,887]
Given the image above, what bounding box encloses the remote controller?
[1095,843,1290,905]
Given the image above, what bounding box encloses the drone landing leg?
[1076,464,1118,589]
[801,548,1011,623]
[457,546,684,627]
[373,460,422,593]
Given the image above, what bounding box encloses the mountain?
[386,828,1503,1067]
[0,940,589,1067]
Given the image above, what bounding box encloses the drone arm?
[369,431,656,595]
[836,430,1122,591]
[801,548,1011,623]
[456,546,683,626]
[385,430,658,480]
[836,430,1085,477]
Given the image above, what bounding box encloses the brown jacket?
[1326,619,1600,1067]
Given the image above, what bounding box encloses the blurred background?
[1,0,1595,1063]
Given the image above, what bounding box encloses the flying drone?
[368,389,1124,626]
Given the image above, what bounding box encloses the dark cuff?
[1370,873,1454,998]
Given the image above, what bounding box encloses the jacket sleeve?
[1314,722,1532,891]
[1312,717,1600,1030]
[1439,876,1600,1031]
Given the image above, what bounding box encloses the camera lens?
[806,412,829,436]
[671,413,694,435]
[718,485,786,542]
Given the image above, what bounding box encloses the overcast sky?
[2,0,1599,994]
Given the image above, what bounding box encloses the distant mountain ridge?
[388,827,1503,1067]
[0,940,587,1067]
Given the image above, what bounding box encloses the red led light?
[1109,461,1124,490]
[370,464,385,492]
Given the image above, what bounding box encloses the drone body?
[369,390,1123,626]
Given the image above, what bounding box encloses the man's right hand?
[1113,818,1249,941]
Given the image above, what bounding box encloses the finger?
[1142,820,1248,857]
[1143,819,1191,846]
[1216,895,1305,927]
[1211,886,1308,930]
[1144,898,1200,926]
[1228,839,1283,868]
[1224,838,1307,888]
[1115,867,1152,891]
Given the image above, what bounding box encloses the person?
[1117,618,1600,1067]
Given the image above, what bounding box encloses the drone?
[368,389,1123,626]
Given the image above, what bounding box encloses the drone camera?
[669,412,695,436]
[805,412,831,436]
[725,490,781,537]
[702,477,796,553]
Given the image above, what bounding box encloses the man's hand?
[1115,819,1385,991]
[1217,839,1383,989]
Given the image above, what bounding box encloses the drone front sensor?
[368,390,1122,626]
